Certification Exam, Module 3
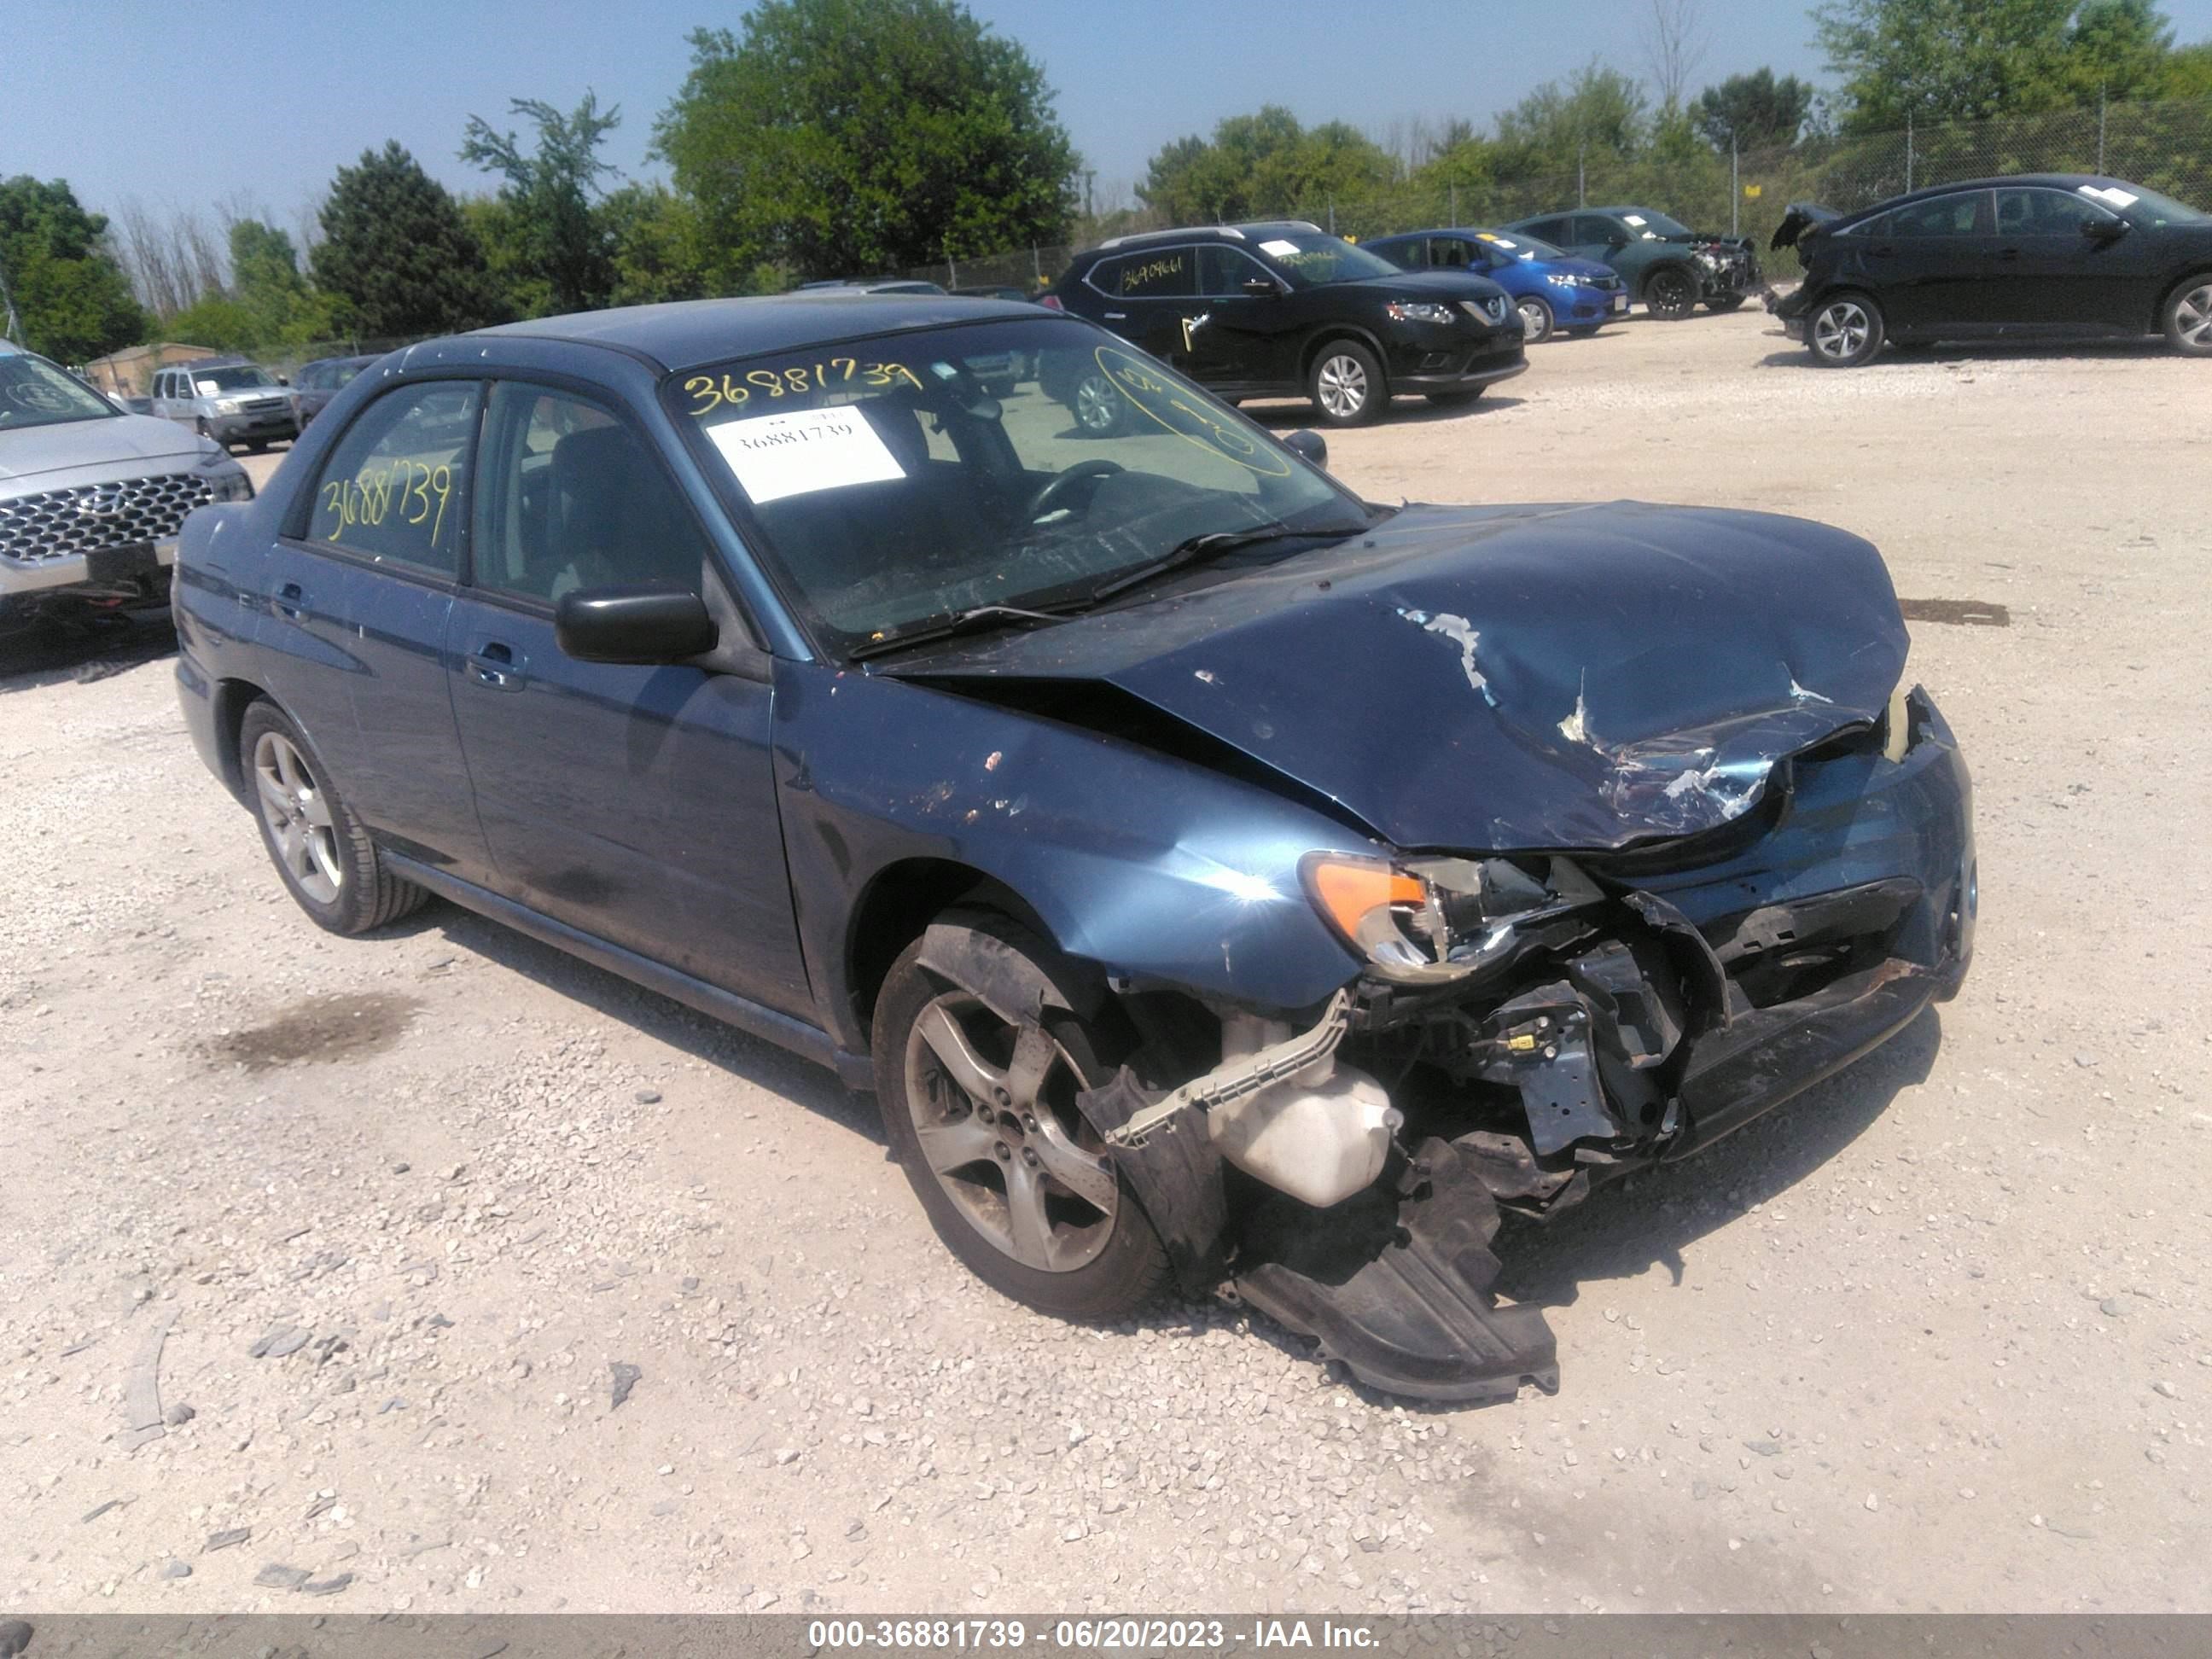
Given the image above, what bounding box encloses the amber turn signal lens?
[1303,855,1425,946]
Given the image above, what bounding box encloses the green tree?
[600,183,715,306]
[2155,38,2212,96]
[226,219,337,346]
[1493,63,1650,161]
[311,142,507,339]
[1813,0,2180,131]
[461,93,620,315]
[1691,67,1818,151]
[654,0,1077,281]
[1137,107,1396,223]
[0,176,147,361]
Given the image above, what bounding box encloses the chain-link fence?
[909,93,2212,287]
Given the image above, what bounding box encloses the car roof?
[1087,220,1324,254]
[474,293,1058,372]
[1825,174,2137,227]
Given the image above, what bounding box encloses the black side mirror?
[556,586,718,664]
[2082,216,2128,241]
[1282,428,1329,469]
[1241,276,1281,297]
[1606,232,1630,249]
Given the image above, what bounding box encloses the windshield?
[1477,229,1565,260]
[190,365,277,393]
[0,352,119,430]
[1251,232,1402,287]
[1621,210,1695,239]
[668,317,1365,655]
[2099,183,2209,225]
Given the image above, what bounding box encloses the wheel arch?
[211,676,271,806]
[841,858,1071,1042]
[2153,265,2212,334]
[1298,325,1390,384]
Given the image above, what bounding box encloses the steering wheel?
[1024,459,1123,523]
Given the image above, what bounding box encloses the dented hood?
[882,502,1908,853]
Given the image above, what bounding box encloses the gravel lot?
[3,307,2208,1616]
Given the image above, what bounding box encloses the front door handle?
[464,639,526,691]
[273,581,306,620]
[1103,311,1127,320]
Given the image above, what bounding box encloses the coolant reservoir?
[1207,1062,1400,1209]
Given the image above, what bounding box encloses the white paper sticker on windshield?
[2079,184,2138,207]
[707,406,905,504]
[195,379,219,394]
[1258,238,1301,257]
[1621,214,1647,226]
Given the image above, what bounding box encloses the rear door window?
[1113,247,1196,298]
[1888,191,1994,237]
[305,380,480,579]
[1198,245,1278,294]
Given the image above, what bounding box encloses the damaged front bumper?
[1080,691,1974,1403]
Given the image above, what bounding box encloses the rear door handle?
[1104,311,1127,320]
[464,638,527,691]
[273,581,306,620]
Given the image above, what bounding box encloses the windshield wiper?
[1086,521,1356,603]
[847,602,1076,661]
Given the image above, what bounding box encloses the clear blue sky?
[11,0,2212,230]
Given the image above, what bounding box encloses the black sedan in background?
[1044,221,1525,427]
[292,354,381,423]
[1773,174,2212,366]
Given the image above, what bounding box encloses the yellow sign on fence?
[1743,183,1764,198]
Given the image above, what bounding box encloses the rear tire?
[1307,340,1386,426]
[2163,275,2212,355]
[1806,292,1885,368]
[1643,266,1698,320]
[872,917,1171,1321]
[1515,294,1555,343]
[237,701,428,936]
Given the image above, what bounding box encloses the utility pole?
[1577,143,1586,208]
[1731,138,1739,236]
[1905,113,1915,195]
[2097,85,2108,174]
[1449,183,1458,229]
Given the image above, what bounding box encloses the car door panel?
[448,381,810,1018]
[1189,245,1295,389]
[1862,190,1995,333]
[1990,187,2151,330]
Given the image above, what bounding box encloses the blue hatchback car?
[1365,228,1629,343]
[174,294,1973,1403]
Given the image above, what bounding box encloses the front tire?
[1515,294,1555,343]
[2163,276,2212,355]
[1643,266,1698,320]
[1807,292,1885,367]
[238,701,428,936]
[1307,341,1386,427]
[872,917,1170,1321]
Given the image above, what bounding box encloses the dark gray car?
[292,355,380,425]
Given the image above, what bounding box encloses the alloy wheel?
[252,730,344,905]
[1314,352,1370,420]
[2176,282,2212,348]
[901,991,1119,1273]
[1073,373,1121,434]
[1813,300,1872,362]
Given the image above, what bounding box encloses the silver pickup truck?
[1,343,254,626]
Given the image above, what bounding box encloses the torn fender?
[882,502,1908,853]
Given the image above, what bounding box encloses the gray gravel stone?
[253,1563,311,1590]
[202,1528,251,1553]
[610,1361,642,1409]
[250,1324,310,1359]
[159,1560,191,1580]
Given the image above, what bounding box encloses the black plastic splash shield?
[1233,1138,1559,1404]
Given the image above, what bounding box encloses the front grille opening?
[0,471,215,565]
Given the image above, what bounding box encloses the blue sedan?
[1365,228,1629,342]
[172,294,1972,1403]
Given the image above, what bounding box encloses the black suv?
[1043,221,1525,427]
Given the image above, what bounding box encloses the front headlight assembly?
[1545,273,1583,288]
[1385,300,1463,326]
[1301,852,1604,986]
[196,448,254,502]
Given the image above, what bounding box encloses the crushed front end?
[1086,688,1973,1404]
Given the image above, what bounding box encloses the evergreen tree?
[311,142,507,339]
